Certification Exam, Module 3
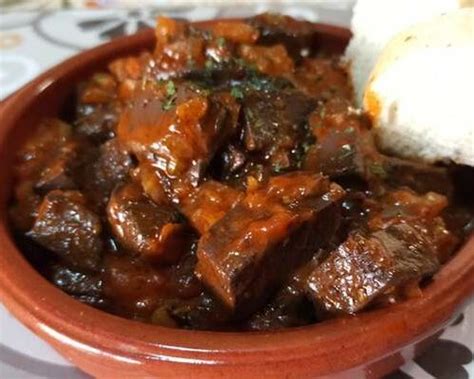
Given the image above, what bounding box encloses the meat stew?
[9,14,474,331]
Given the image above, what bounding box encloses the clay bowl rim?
[0,21,473,373]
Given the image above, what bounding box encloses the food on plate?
[9,14,474,331]
[345,0,473,105]
[364,9,474,166]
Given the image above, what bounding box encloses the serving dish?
[0,21,473,378]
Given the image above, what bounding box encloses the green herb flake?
[231,86,244,99]
[302,142,312,153]
[369,162,387,179]
[162,98,175,111]
[273,163,283,174]
[165,80,176,97]
[205,59,214,70]
[161,80,177,111]
[319,107,326,119]
[216,37,226,48]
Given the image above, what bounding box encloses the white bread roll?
[364,8,474,166]
[345,0,473,105]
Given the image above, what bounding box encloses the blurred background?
[0,0,355,99]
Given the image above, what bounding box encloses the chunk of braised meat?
[102,254,170,319]
[181,180,243,234]
[75,104,119,142]
[118,82,240,204]
[80,138,133,210]
[249,13,317,60]
[304,98,452,195]
[291,58,352,100]
[28,190,103,271]
[382,157,453,197]
[107,182,188,263]
[75,72,120,141]
[152,17,206,79]
[366,189,458,263]
[131,162,169,205]
[367,190,448,230]
[10,119,87,231]
[306,223,440,314]
[238,44,294,77]
[151,17,257,81]
[246,254,321,330]
[196,172,344,315]
[108,52,154,101]
[206,21,260,45]
[303,97,378,179]
[241,89,315,173]
[152,17,262,89]
[47,264,105,308]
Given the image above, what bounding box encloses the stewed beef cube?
[75,103,119,142]
[248,13,317,60]
[47,264,105,308]
[75,72,119,141]
[118,82,240,204]
[304,97,453,195]
[181,180,243,234]
[107,182,188,263]
[238,44,294,77]
[196,172,344,315]
[242,89,315,172]
[366,189,459,263]
[382,156,453,196]
[102,254,171,319]
[292,58,353,100]
[303,97,378,179]
[246,254,321,330]
[10,119,85,231]
[29,190,103,271]
[80,138,133,210]
[306,223,440,314]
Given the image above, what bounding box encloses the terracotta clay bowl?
[0,21,473,379]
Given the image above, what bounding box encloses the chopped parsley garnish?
[216,37,226,48]
[205,59,215,70]
[162,97,175,111]
[319,107,326,119]
[231,86,244,99]
[162,80,177,111]
[165,80,176,97]
[273,165,282,173]
[369,162,387,179]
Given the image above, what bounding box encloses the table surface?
[0,2,473,378]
